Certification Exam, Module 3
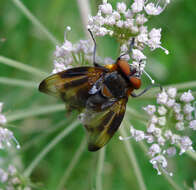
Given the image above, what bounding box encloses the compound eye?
[117,59,130,76]
[129,77,141,89]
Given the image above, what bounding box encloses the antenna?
[119,37,135,59]
[88,29,96,65]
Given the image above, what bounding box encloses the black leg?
[119,37,135,59]
[131,84,162,98]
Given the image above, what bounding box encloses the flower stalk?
[96,147,105,190]
[12,0,59,45]
[120,120,147,190]
[0,56,48,78]
[24,120,79,177]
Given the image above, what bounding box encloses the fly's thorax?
[102,72,128,99]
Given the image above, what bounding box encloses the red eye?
[117,59,130,76]
[129,77,141,89]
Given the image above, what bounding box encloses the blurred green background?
[0,0,196,189]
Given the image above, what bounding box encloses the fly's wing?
[82,98,127,151]
[39,67,105,111]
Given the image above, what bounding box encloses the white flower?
[144,3,163,15]
[183,104,194,114]
[0,114,6,125]
[134,130,145,141]
[189,120,196,130]
[132,49,146,61]
[124,9,132,18]
[54,45,66,57]
[105,15,116,25]
[179,136,194,155]
[180,90,195,103]
[116,20,124,28]
[166,147,176,157]
[153,127,162,136]
[0,103,3,113]
[99,2,113,15]
[62,40,73,52]
[145,135,154,143]
[143,105,156,115]
[99,27,109,36]
[151,115,158,124]
[158,106,167,115]
[164,130,173,140]
[171,134,180,144]
[176,122,185,131]
[150,155,172,176]
[175,113,184,121]
[52,61,67,74]
[136,14,148,25]
[0,168,8,183]
[137,32,148,43]
[157,136,165,146]
[173,103,181,113]
[148,28,161,50]
[0,127,20,149]
[147,123,156,133]
[131,0,144,13]
[157,90,168,105]
[167,87,177,98]
[112,11,120,20]
[8,165,17,176]
[149,144,161,157]
[166,98,175,107]
[117,2,127,14]
[158,116,166,126]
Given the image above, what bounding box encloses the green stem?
[57,137,86,190]
[183,150,196,162]
[6,104,65,122]
[23,120,79,177]
[120,121,147,190]
[21,120,68,152]
[0,56,48,78]
[139,81,196,99]
[12,0,59,45]
[162,173,183,190]
[96,147,105,190]
[0,77,37,89]
[77,0,91,37]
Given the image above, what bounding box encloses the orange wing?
[39,67,106,111]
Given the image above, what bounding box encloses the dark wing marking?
[82,98,127,151]
[39,67,105,111]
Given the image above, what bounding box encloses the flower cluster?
[0,102,20,150]
[88,0,170,73]
[52,27,94,74]
[120,88,196,176]
[0,165,31,190]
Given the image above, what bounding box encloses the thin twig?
[120,122,147,190]
[96,147,105,190]
[24,120,79,177]
[6,104,65,122]
[77,0,91,37]
[0,77,37,89]
[57,137,86,190]
[0,56,48,78]
[12,0,59,45]
[138,81,196,99]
